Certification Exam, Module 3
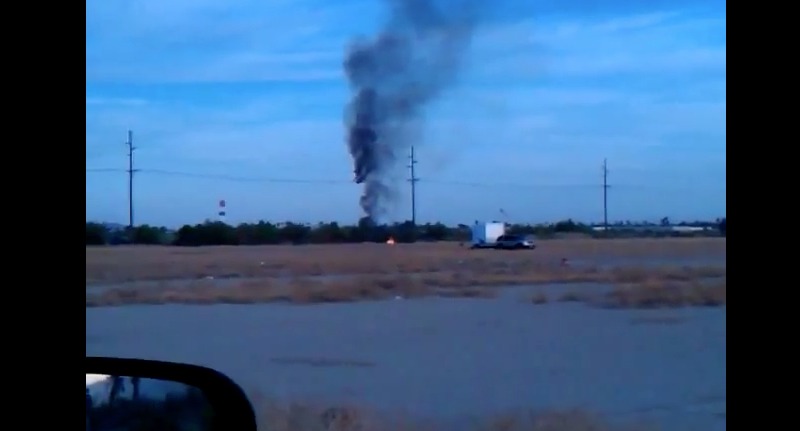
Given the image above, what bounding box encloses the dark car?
[494,234,536,249]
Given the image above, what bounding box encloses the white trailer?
[470,222,505,248]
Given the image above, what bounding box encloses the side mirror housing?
[85,357,257,431]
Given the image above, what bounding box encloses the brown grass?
[603,279,726,309]
[557,292,585,302]
[629,316,686,325]
[85,265,725,307]
[85,274,508,307]
[523,279,727,310]
[531,291,548,304]
[253,401,658,431]
[269,356,376,368]
[86,239,725,283]
[86,239,725,307]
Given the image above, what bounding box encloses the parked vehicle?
[470,222,506,249]
[494,234,536,250]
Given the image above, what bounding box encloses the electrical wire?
[86,167,703,191]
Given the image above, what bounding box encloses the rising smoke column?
[344,0,479,223]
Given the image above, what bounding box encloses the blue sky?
[86,0,726,227]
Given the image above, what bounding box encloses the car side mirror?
[85,357,257,431]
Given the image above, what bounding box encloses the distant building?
[591,225,711,233]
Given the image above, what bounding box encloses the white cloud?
[547,47,725,77]
[87,1,725,85]
[189,51,344,83]
[473,10,677,50]
[448,87,628,115]
[467,11,725,80]
[590,11,680,33]
[86,98,148,106]
[86,0,357,83]
[86,98,353,180]
[85,83,723,177]
[86,4,725,204]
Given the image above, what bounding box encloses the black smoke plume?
[344,0,479,224]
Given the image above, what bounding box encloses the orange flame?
[386,237,396,245]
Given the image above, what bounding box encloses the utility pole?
[602,158,609,232]
[408,145,419,225]
[126,130,137,229]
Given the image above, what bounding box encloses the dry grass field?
[253,401,658,431]
[87,239,726,431]
[90,390,657,431]
[86,238,726,308]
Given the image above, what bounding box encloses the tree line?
[86,218,726,246]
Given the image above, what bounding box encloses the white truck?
[470,222,505,249]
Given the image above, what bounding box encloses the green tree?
[131,225,164,244]
[86,223,108,245]
[279,222,311,244]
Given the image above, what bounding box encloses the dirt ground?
[86,238,726,308]
[86,238,726,283]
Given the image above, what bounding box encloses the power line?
[86,168,126,173]
[423,179,600,189]
[86,168,349,184]
[86,168,604,188]
[408,146,419,224]
[144,169,351,184]
[85,167,689,192]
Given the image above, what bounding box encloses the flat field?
[86,238,726,430]
[86,238,726,307]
